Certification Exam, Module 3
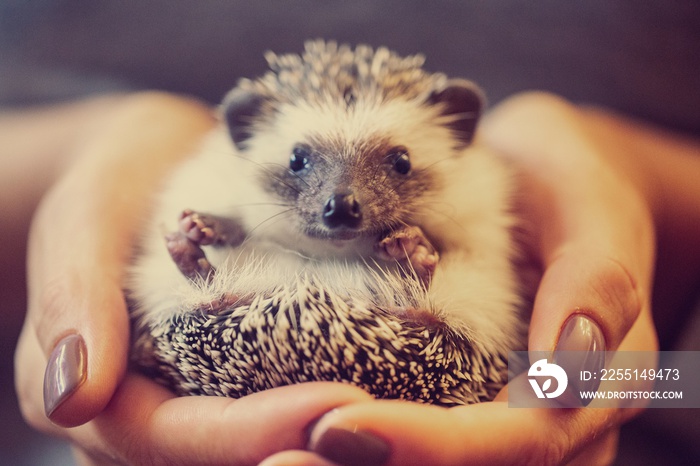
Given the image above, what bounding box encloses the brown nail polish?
[554,314,606,406]
[43,334,87,418]
[311,427,390,466]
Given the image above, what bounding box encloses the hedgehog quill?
[128,40,528,405]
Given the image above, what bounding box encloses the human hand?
[14,92,374,465]
[261,93,659,466]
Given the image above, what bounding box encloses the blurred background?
[1,1,698,465]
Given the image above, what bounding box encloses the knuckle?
[99,426,161,466]
[523,429,571,466]
[31,275,75,352]
[117,91,213,127]
[498,91,577,126]
[595,257,642,331]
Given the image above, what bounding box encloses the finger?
[14,317,69,438]
[88,377,371,466]
[308,400,615,466]
[529,249,647,353]
[28,266,130,428]
[21,93,216,428]
[481,93,655,354]
[15,283,126,434]
[309,387,636,466]
[566,428,619,466]
[259,451,339,466]
[23,351,372,466]
[524,158,654,355]
[305,290,655,466]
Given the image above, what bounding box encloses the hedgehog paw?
[179,209,246,247]
[179,209,219,246]
[376,226,439,284]
[165,231,214,281]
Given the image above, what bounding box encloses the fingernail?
[43,334,87,418]
[554,314,606,406]
[310,427,390,466]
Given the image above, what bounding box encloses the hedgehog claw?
[165,231,215,282]
[376,226,439,285]
[179,211,218,246]
[178,209,246,247]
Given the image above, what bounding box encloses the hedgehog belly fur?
[130,239,519,405]
[131,250,512,405]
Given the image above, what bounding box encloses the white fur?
[127,93,524,360]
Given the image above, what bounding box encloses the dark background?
[1,1,699,465]
[2,1,699,135]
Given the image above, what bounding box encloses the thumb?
[18,93,216,428]
[529,248,644,354]
[24,184,131,428]
[479,92,656,382]
[527,243,657,407]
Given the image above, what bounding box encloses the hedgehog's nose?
[323,191,362,229]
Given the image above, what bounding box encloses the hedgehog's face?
[222,76,484,253]
[257,133,437,244]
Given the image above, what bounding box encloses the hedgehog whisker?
[416,156,453,173]
[379,167,391,185]
[255,166,305,196]
[391,157,451,194]
[307,163,323,189]
[207,149,304,196]
[225,201,294,209]
[266,174,302,196]
[388,176,410,195]
[417,200,469,235]
[257,161,312,190]
[289,169,311,188]
[242,208,295,241]
[369,156,389,183]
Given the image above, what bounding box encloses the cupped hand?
[272,93,660,466]
[14,90,668,465]
[14,92,373,465]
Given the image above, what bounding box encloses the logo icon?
[528,359,568,399]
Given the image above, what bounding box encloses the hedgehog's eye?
[388,146,411,175]
[290,144,311,172]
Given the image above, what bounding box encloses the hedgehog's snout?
[322,191,362,229]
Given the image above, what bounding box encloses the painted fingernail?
[310,427,390,466]
[43,334,87,418]
[554,314,606,406]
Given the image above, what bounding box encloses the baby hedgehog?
[128,40,527,405]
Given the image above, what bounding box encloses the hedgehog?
[128,40,527,406]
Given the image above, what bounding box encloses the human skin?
[13,91,700,465]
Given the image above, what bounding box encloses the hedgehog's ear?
[428,79,485,148]
[222,87,266,151]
